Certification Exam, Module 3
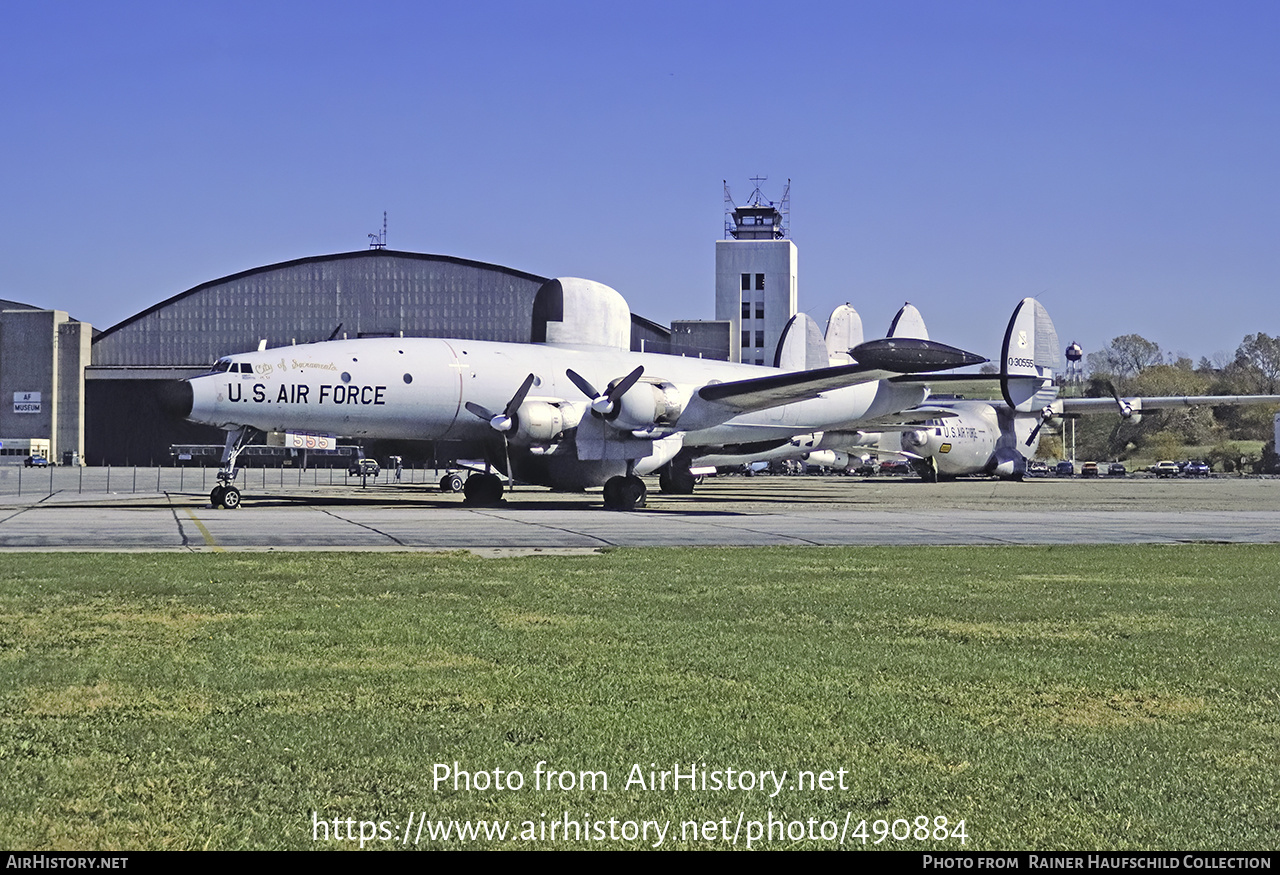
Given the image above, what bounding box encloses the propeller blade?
[467,373,537,433]
[606,366,644,404]
[1025,419,1044,446]
[503,373,537,420]
[1025,405,1054,446]
[567,366,644,416]
[1103,380,1134,418]
[565,369,600,402]
[465,401,498,422]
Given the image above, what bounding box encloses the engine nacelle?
[803,450,850,469]
[511,401,580,444]
[610,380,686,433]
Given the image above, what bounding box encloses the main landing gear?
[658,464,697,495]
[462,472,505,506]
[603,475,646,510]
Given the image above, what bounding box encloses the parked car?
[1027,461,1050,477]
[1155,460,1180,478]
[1081,461,1099,477]
[347,458,380,477]
[1184,460,1210,477]
[1055,460,1075,477]
[878,459,911,475]
[23,455,50,467]
[1107,462,1127,477]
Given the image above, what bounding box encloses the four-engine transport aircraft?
[164,277,985,509]
[888,298,1280,481]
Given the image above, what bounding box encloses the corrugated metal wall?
[92,251,549,367]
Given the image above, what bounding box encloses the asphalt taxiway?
[0,473,1276,551]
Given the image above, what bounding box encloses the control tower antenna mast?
[368,212,387,249]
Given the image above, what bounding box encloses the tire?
[604,475,646,510]
[658,467,697,495]
[463,473,504,506]
[210,485,226,507]
[221,486,241,509]
[441,473,464,493]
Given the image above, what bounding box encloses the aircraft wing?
[697,338,986,415]
[850,406,964,430]
[1059,394,1280,414]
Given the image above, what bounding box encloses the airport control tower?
[716,179,798,364]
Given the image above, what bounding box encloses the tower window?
[755,273,765,290]
[741,273,750,292]
[755,330,764,347]
[742,302,751,320]
[742,331,751,348]
[755,303,764,319]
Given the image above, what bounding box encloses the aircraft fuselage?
[184,337,929,487]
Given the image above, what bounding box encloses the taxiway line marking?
[184,508,223,552]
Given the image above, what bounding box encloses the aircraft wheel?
[604,475,646,510]
[658,467,697,495]
[463,473,504,506]
[221,486,242,509]
[210,485,226,507]
[440,473,464,493]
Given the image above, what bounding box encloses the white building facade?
[714,202,798,365]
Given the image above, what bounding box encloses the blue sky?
[2,1,1276,366]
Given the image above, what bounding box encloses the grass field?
[1,547,1276,850]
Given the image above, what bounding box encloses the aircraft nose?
[157,380,194,419]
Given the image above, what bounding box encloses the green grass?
[1,548,1277,850]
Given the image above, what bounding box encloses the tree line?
[1058,332,1280,470]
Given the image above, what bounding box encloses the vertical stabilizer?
[886,303,929,340]
[824,304,864,364]
[774,313,829,370]
[1000,298,1060,412]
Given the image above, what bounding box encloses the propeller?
[465,373,536,433]
[1103,381,1135,418]
[1025,404,1056,446]
[565,366,644,416]
[463,373,538,494]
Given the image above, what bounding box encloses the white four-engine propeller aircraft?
[691,298,1280,481]
[164,277,985,509]
[886,298,1280,481]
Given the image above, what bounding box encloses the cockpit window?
[212,360,232,373]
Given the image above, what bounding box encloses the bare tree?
[1234,333,1280,394]
[1086,334,1164,384]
